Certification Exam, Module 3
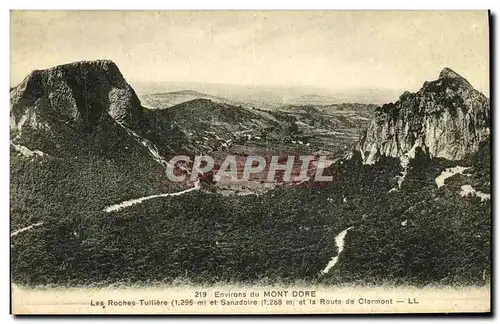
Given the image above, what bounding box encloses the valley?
[9,60,491,288]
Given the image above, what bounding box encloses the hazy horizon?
[11,10,490,102]
[129,79,405,105]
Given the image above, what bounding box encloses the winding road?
[320,226,354,275]
[11,222,44,237]
[104,180,201,213]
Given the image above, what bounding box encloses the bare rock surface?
[360,68,490,163]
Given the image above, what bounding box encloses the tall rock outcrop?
[10,59,142,132]
[360,68,490,163]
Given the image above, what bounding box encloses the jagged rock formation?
[10,59,142,132]
[360,68,490,164]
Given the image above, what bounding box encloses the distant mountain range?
[139,90,244,109]
[132,81,403,108]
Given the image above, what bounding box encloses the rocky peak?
[360,68,490,164]
[10,59,142,132]
[439,67,462,78]
[438,67,473,87]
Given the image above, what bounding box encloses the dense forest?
[10,138,491,287]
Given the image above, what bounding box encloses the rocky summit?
[10,60,142,132]
[360,68,490,163]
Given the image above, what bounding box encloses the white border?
[2,2,498,323]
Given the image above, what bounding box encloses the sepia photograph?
[9,10,491,314]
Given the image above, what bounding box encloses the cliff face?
[10,60,142,132]
[360,68,490,163]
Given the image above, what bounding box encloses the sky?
[10,10,490,97]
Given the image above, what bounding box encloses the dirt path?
[320,226,354,275]
[11,222,44,237]
[104,180,201,213]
